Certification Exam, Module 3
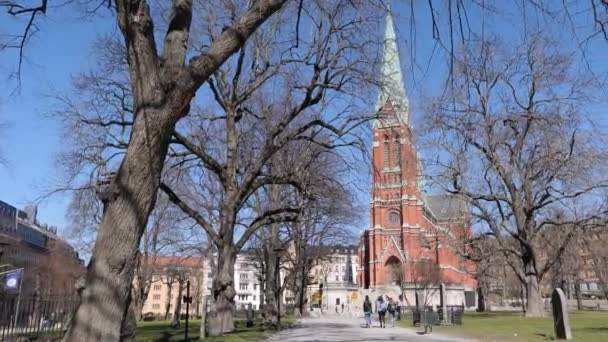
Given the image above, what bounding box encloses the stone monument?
[551,288,572,340]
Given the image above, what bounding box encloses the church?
[356,9,477,309]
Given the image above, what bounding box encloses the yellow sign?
[351,292,358,301]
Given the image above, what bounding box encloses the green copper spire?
[376,6,409,127]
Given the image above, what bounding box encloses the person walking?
[363,295,372,328]
[375,296,387,328]
[387,298,397,327]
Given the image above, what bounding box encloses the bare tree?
[0,0,297,336]
[245,135,359,321]
[154,1,382,334]
[423,34,608,317]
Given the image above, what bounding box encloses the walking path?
[266,316,474,342]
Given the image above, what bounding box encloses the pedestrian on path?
[387,298,397,327]
[363,295,372,328]
[376,295,387,328]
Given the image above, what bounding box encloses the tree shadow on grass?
[155,331,172,342]
[579,327,608,332]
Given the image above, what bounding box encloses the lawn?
[399,310,608,341]
[136,317,295,342]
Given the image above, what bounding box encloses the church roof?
[375,8,409,127]
[424,194,469,220]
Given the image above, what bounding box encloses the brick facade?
[356,10,476,296]
[357,100,476,291]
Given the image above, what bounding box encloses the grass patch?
[398,310,608,341]
[136,317,295,342]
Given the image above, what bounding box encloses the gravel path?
[265,316,474,342]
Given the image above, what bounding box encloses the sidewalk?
[266,316,474,342]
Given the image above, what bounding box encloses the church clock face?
[387,212,400,226]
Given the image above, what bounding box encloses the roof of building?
[146,255,203,268]
[424,194,469,220]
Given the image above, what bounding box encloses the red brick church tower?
[357,9,477,307]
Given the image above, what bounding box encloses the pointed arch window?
[394,138,401,167]
[383,142,389,169]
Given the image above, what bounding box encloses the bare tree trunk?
[209,244,237,336]
[63,106,176,341]
[520,282,526,314]
[477,287,486,312]
[294,261,307,317]
[165,280,174,320]
[171,282,183,328]
[264,245,279,323]
[525,273,544,317]
[575,280,583,311]
[120,299,137,342]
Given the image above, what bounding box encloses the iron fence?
[399,305,464,327]
[0,297,78,341]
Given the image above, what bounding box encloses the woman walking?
[363,295,372,328]
[375,296,387,328]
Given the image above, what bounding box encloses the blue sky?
[0,1,606,237]
[0,8,116,229]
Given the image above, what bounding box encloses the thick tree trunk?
[575,280,583,310]
[525,275,544,317]
[171,283,183,328]
[477,287,486,312]
[293,263,305,316]
[63,105,177,341]
[209,245,237,336]
[120,299,137,342]
[165,281,174,320]
[263,245,279,323]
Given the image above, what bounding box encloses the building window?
[394,139,401,166]
[342,266,345,272]
[389,212,400,225]
[153,284,161,291]
[207,272,213,278]
[238,295,249,301]
[153,295,161,300]
[253,284,258,290]
[240,283,248,290]
[253,295,257,301]
[240,273,248,279]
[253,305,257,310]
[335,276,339,281]
[152,304,160,309]
[383,142,389,168]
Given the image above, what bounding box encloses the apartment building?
[140,253,268,318]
